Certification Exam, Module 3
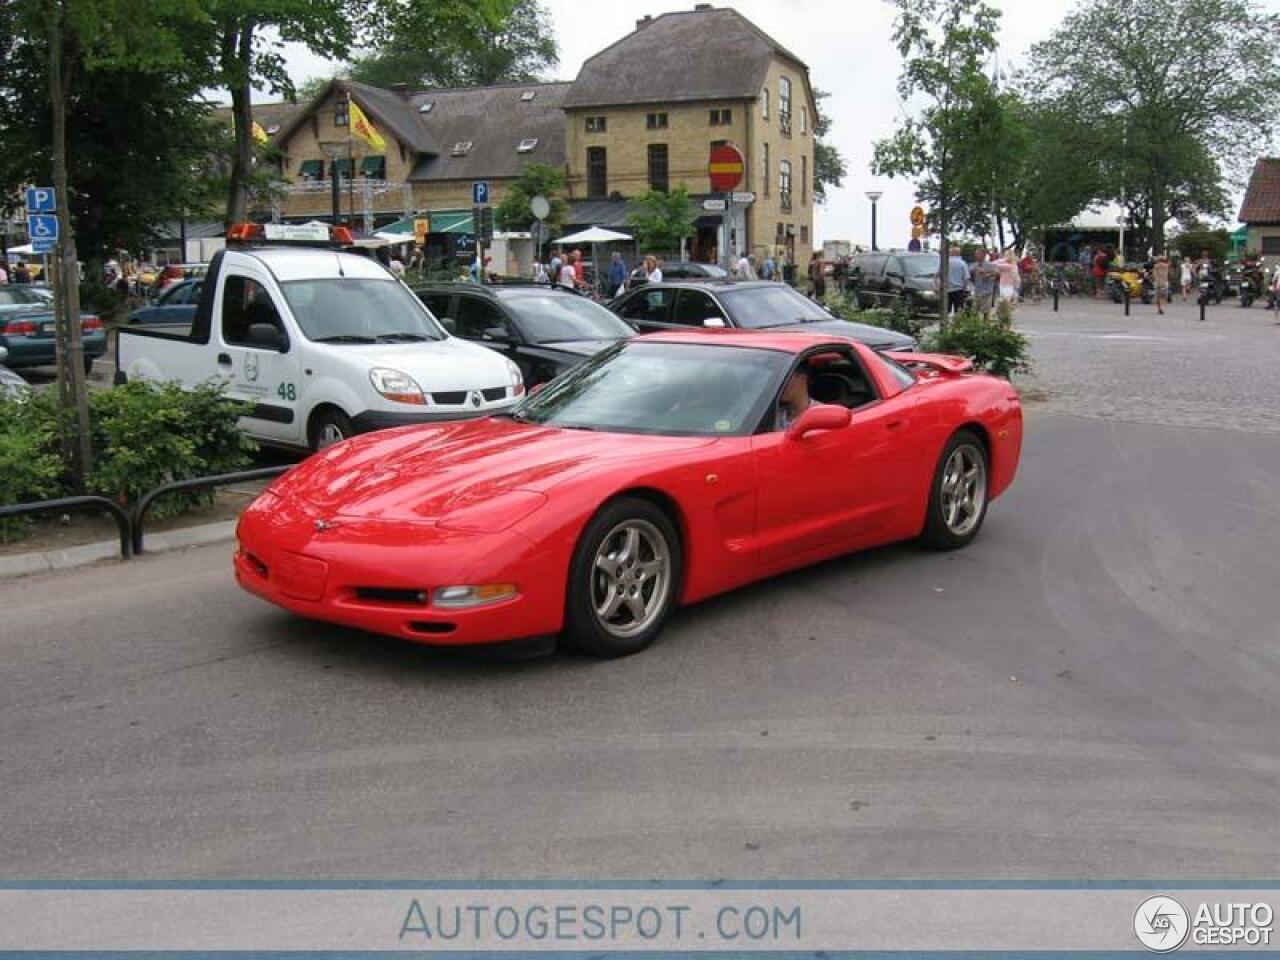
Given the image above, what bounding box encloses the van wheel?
[309,409,353,451]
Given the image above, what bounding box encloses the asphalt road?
[2,298,1279,879]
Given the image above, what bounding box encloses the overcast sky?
[278,0,1264,246]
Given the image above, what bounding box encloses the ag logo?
[1134,896,1190,952]
[244,353,260,382]
[470,390,483,408]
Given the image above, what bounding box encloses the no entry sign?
[708,143,745,193]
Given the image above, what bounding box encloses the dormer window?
[418,102,434,114]
[267,124,280,135]
[517,138,538,153]
[451,141,473,156]
[520,90,537,101]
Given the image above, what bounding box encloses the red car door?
[751,349,916,568]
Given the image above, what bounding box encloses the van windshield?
[902,255,939,277]
[281,278,446,343]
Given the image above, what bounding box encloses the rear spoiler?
[885,351,975,377]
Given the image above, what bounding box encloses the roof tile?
[1239,158,1280,223]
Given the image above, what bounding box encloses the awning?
[361,155,385,177]
[377,209,474,237]
[554,226,632,244]
[332,158,352,177]
[298,159,322,178]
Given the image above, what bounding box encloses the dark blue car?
[0,287,105,375]
[127,279,202,325]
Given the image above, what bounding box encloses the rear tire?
[562,497,681,658]
[921,430,990,550]
[309,408,353,451]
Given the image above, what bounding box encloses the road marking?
[1022,330,1171,342]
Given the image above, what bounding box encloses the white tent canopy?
[553,226,631,245]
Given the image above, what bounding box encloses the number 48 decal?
[277,382,297,401]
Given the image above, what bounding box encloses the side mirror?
[246,322,287,352]
[703,316,726,328]
[481,326,512,343]
[785,403,852,441]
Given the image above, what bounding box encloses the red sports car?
[235,331,1022,657]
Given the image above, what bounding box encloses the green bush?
[88,380,257,517]
[0,392,66,542]
[922,307,1030,379]
[824,292,926,339]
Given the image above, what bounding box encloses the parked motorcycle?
[1238,261,1263,308]
[1106,263,1153,304]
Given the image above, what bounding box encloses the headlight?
[920,290,938,300]
[506,358,525,396]
[433,583,519,608]
[369,367,425,405]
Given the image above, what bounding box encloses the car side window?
[222,275,285,348]
[453,296,511,340]
[767,347,880,432]
[672,290,727,326]
[617,289,673,325]
[420,293,453,320]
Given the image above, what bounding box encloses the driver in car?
[777,369,815,429]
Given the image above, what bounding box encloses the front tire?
[921,430,990,550]
[309,408,353,451]
[562,497,681,657]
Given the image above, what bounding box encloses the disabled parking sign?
[29,214,59,241]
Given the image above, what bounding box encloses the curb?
[0,519,238,579]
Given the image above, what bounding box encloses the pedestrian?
[643,254,663,284]
[735,251,755,280]
[1152,254,1169,315]
[557,255,577,289]
[12,261,30,284]
[946,246,968,314]
[389,255,405,279]
[1092,247,1109,298]
[549,250,562,283]
[1179,256,1193,302]
[1271,266,1280,321]
[572,250,587,285]
[807,253,825,299]
[969,248,999,315]
[0,263,8,285]
[608,251,628,296]
[533,259,549,284]
[762,252,777,281]
[997,251,1020,306]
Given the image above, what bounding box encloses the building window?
[776,222,784,239]
[762,88,769,120]
[517,138,538,153]
[801,225,809,244]
[779,159,792,212]
[648,143,669,192]
[762,143,770,196]
[1262,235,1280,254]
[801,106,808,135]
[360,155,386,180]
[710,108,732,126]
[585,115,607,133]
[779,77,792,135]
[801,155,807,205]
[587,146,608,198]
[450,141,472,156]
[646,112,668,130]
[298,159,323,180]
[334,92,349,127]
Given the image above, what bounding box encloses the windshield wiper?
[312,334,377,344]
[374,332,431,342]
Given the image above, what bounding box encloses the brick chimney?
[635,14,652,28]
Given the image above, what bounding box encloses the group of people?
[0,261,34,284]
[947,247,1024,315]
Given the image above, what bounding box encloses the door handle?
[886,419,905,430]
[217,353,232,365]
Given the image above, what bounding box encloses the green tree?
[811,89,846,204]
[626,186,697,254]
[494,162,569,240]
[1025,0,1280,254]
[872,0,1002,304]
[350,0,549,88]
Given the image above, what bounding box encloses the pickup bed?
[118,245,523,450]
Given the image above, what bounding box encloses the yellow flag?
[349,100,387,151]
[251,120,269,145]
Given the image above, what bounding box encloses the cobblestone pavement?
[1014,295,1280,433]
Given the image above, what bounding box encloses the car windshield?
[281,278,445,342]
[902,255,940,277]
[502,293,635,343]
[509,341,789,436]
[719,285,830,328]
[0,289,50,308]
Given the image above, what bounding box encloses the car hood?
[324,336,515,391]
[772,318,914,350]
[269,416,714,524]
[528,338,625,358]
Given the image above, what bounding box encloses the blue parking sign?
[472,181,490,205]
[29,214,59,240]
[25,187,56,213]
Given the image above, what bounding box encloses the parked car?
[128,279,202,325]
[847,250,942,315]
[608,279,915,351]
[0,287,106,375]
[628,261,728,288]
[235,330,1022,657]
[414,283,635,388]
[117,223,523,451]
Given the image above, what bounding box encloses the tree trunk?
[222,23,255,229]
[48,0,92,488]
[1150,184,1167,256]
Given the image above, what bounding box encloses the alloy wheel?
[940,443,987,537]
[591,519,672,639]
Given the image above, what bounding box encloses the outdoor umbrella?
[552,226,633,294]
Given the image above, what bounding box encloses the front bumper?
[234,493,565,646]
[351,405,510,434]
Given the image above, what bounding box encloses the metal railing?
[132,465,292,555]
[0,496,133,559]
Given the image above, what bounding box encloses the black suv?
[607,279,914,351]
[414,283,635,388]
[848,251,942,315]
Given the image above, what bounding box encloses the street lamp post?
[865,190,883,251]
